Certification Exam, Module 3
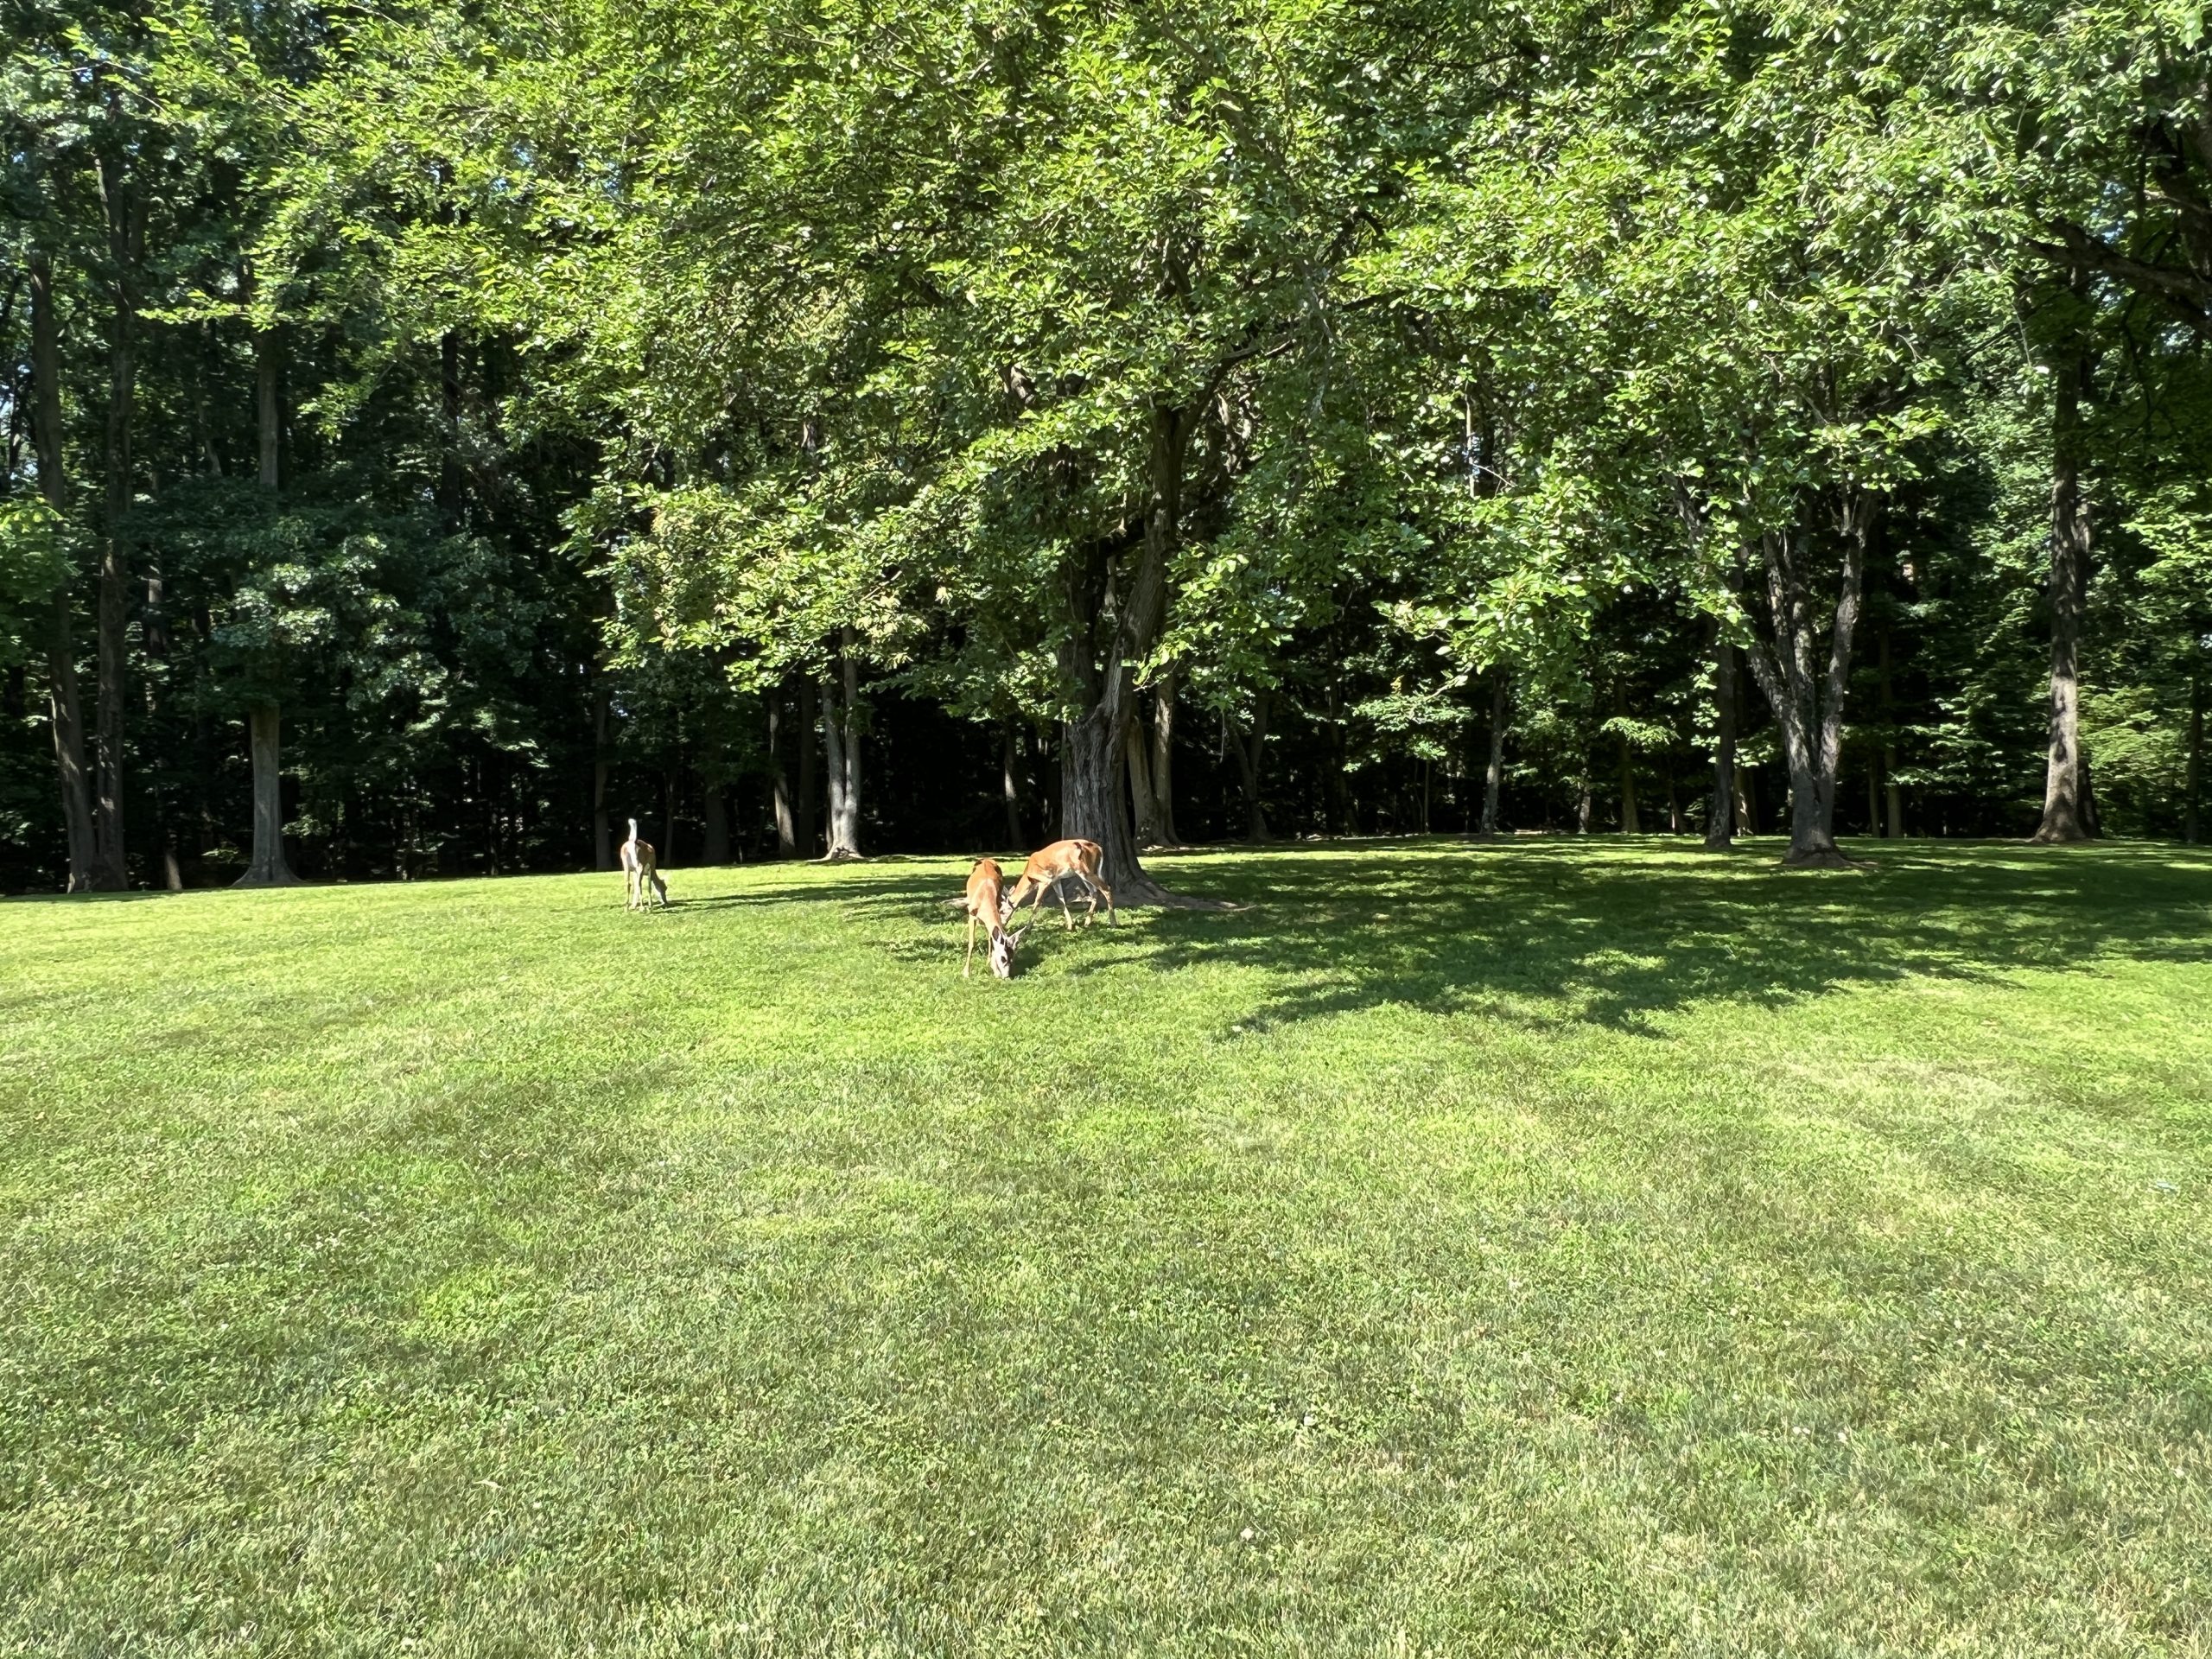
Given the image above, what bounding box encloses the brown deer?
[962,857,1027,977]
[620,817,670,910]
[1001,837,1115,931]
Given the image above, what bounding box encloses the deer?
[962,857,1027,978]
[1001,837,1116,932]
[620,817,670,911]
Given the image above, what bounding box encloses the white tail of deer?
[963,856,1027,977]
[620,817,670,910]
[1001,837,1115,931]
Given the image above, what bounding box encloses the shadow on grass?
[1052,837,2212,1035]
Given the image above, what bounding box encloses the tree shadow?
[1069,838,2212,1035]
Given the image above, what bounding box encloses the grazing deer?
[962,857,1027,978]
[620,817,670,910]
[1002,837,1115,931]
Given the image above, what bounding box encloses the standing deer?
[620,817,670,910]
[1001,837,1115,931]
[962,857,1027,977]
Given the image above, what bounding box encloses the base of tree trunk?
[1779,843,1859,869]
[1701,834,1736,851]
[232,866,303,888]
[2027,822,2093,845]
[817,848,865,863]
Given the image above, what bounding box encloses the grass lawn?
[3,837,2209,1657]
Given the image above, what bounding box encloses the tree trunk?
[1230,690,1271,841]
[1706,620,1737,849]
[92,155,138,891]
[1576,780,1593,833]
[1002,721,1027,847]
[1126,712,1161,846]
[770,690,797,855]
[592,678,613,870]
[819,631,862,860]
[2032,347,2096,842]
[1151,669,1180,847]
[438,330,465,526]
[796,678,818,855]
[1667,771,1681,834]
[1739,495,1872,868]
[232,702,298,886]
[1614,686,1640,833]
[1480,670,1509,835]
[1878,628,1904,837]
[29,248,97,891]
[1053,404,1211,906]
[1735,765,1758,836]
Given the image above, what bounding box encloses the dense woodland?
[2,0,2206,894]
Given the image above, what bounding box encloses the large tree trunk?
[819,630,862,860]
[1055,404,1212,905]
[29,248,97,891]
[2032,348,2097,842]
[1150,669,1180,847]
[1002,721,1027,848]
[1739,493,1872,868]
[1706,619,1737,849]
[592,677,613,870]
[232,702,298,886]
[1615,686,1641,833]
[796,678,818,855]
[770,690,797,855]
[1480,669,1509,835]
[92,155,139,891]
[234,326,296,889]
[1126,712,1161,846]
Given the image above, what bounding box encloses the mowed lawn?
[3,840,2209,1657]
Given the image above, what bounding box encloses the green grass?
[3,837,2209,1657]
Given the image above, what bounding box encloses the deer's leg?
[964,912,977,977]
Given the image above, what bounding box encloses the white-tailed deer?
[1002,837,1115,931]
[620,817,670,910]
[962,856,1027,977]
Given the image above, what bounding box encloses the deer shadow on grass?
[1068,838,2212,1037]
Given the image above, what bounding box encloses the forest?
[3,0,2207,894]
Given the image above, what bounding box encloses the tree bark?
[1480,670,1509,835]
[92,153,139,890]
[29,248,98,891]
[1739,494,1872,868]
[1706,618,1737,849]
[819,631,862,859]
[1054,403,1212,905]
[796,677,818,855]
[232,702,298,886]
[770,690,797,855]
[592,678,613,871]
[1735,765,1758,836]
[1126,712,1161,846]
[1615,685,1641,833]
[1151,670,1180,847]
[2032,347,2097,842]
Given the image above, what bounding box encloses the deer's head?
[988,925,1027,979]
